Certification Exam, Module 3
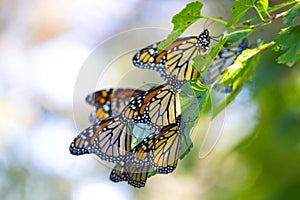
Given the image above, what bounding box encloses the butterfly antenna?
[203,17,225,43]
[204,18,216,29]
[210,36,220,42]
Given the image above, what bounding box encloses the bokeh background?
[0,0,299,199]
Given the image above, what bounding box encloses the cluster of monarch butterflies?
[69,29,248,188]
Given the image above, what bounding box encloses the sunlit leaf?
[212,42,273,117]
[273,25,300,67]
[256,0,269,13]
[157,1,203,52]
[222,42,272,85]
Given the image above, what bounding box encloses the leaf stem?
[200,15,228,26]
[268,0,299,13]
[235,10,288,29]
[239,0,299,26]
[253,5,265,22]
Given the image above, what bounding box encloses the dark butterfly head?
[198,29,210,53]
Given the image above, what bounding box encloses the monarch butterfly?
[110,116,186,188]
[132,29,210,89]
[84,84,196,160]
[69,116,132,163]
[121,84,181,130]
[201,39,248,91]
[85,88,144,123]
[70,84,190,164]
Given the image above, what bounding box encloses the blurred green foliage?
[208,49,300,200]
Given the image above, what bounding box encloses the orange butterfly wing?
[86,88,144,123]
[69,116,132,163]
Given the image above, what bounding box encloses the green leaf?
[227,0,269,27]
[187,80,212,116]
[256,0,269,12]
[267,0,298,13]
[225,29,253,47]
[157,1,203,52]
[213,42,273,117]
[179,81,211,159]
[207,33,229,60]
[180,82,202,125]
[193,54,213,74]
[172,1,203,30]
[273,25,300,67]
[284,2,300,26]
[131,123,155,148]
[222,42,272,85]
[227,0,256,27]
[179,121,194,159]
[179,84,199,159]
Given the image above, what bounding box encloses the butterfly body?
[121,84,181,130]
[133,29,210,89]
